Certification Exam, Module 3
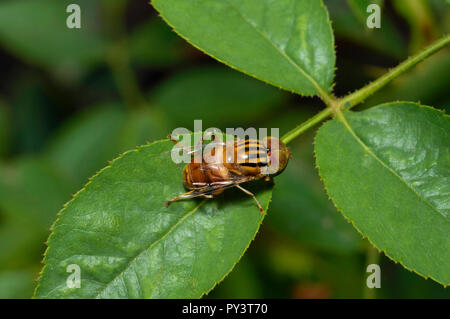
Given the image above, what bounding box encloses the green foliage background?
[0,0,448,298]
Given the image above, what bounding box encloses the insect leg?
[165,189,213,207]
[165,190,196,207]
[195,130,224,149]
[167,134,197,155]
[192,132,212,154]
[234,184,264,214]
[264,176,272,182]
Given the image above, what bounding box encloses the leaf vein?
[223,0,330,101]
[337,111,447,221]
[94,200,206,298]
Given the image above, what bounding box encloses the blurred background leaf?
[392,0,439,54]
[150,66,288,129]
[10,81,55,155]
[0,157,74,231]
[0,270,35,298]
[129,17,187,68]
[45,103,168,188]
[326,0,406,59]
[206,255,264,299]
[45,104,127,186]
[347,0,384,26]
[0,0,106,82]
[0,99,10,157]
[0,222,43,270]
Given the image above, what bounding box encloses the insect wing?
[165,138,228,164]
[187,174,257,198]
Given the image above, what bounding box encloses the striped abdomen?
[229,139,269,175]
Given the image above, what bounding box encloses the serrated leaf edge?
[150,0,336,99]
[33,139,168,298]
[313,101,449,287]
[34,138,274,298]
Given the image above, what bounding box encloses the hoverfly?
[165,133,290,213]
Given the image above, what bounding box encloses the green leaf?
[0,101,10,156]
[0,222,44,269]
[151,0,335,97]
[46,105,127,186]
[118,108,168,151]
[10,83,54,153]
[347,0,383,26]
[392,0,438,54]
[0,270,35,299]
[129,17,186,67]
[35,139,272,298]
[325,0,406,58]
[0,0,105,77]
[0,157,75,232]
[151,66,287,129]
[314,102,450,285]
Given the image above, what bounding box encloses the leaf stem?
[338,33,450,110]
[282,34,450,145]
[281,107,333,144]
[104,0,147,110]
[363,244,380,299]
[317,89,336,109]
[107,41,147,110]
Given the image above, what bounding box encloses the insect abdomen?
[233,139,269,175]
[183,162,230,190]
